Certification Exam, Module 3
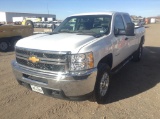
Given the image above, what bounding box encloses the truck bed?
[0,25,33,38]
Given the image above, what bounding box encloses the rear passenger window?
[123,14,132,24]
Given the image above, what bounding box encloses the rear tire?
[132,43,143,62]
[25,20,34,28]
[94,63,111,104]
[0,41,10,52]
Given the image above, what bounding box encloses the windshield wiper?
[93,33,104,38]
[49,30,76,35]
[76,30,95,33]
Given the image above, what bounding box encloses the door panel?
[112,14,129,68]
[122,14,139,55]
[112,35,129,68]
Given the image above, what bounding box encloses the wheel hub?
[100,73,109,96]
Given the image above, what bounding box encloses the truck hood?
[16,33,96,53]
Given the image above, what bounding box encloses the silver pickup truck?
[12,12,145,104]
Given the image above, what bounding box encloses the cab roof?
[70,12,128,17]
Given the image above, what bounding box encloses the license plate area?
[30,85,44,94]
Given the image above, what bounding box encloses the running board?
[111,56,133,75]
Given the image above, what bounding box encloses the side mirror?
[126,23,135,36]
[114,28,126,36]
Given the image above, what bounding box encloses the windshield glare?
[55,15,112,35]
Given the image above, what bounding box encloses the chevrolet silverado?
[12,12,145,104]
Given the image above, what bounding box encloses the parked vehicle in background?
[0,24,33,52]
[47,21,54,28]
[12,12,145,104]
[21,17,41,28]
[16,17,58,28]
[33,22,40,28]
[24,21,61,29]
[11,15,62,29]
[53,21,62,27]
[51,21,62,31]
[41,22,48,28]
[132,19,145,26]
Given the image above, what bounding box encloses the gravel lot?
[0,24,160,119]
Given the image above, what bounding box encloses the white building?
[150,18,156,24]
[0,11,56,23]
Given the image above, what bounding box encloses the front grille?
[16,49,66,60]
[15,48,69,72]
[16,58,65,72]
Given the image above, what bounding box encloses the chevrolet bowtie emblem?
[28,56,40,63]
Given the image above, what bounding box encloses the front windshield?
[54,15,112,35]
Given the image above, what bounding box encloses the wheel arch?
[141,36,145,44]
[97,53,113,69]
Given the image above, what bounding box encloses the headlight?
[69,52,94,71]
[71,54,86,62]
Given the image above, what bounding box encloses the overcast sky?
[0,0,160,20]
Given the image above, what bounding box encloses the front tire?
[95,63,111,104]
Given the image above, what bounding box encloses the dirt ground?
[0,24,160,119]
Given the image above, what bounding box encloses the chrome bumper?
[11,60,97,99]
